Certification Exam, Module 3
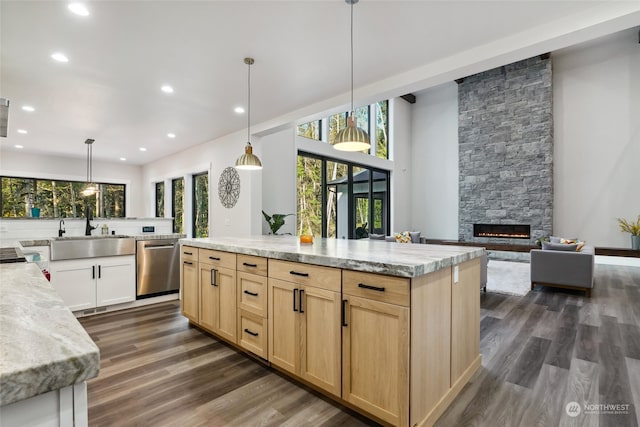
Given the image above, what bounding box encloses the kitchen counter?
[15,233,185,248]
[0,262,99,405]
[179,235,484,278]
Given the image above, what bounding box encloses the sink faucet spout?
[58,219,66,237]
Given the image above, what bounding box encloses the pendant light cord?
[350,0,354,116]
[247,60,251,144]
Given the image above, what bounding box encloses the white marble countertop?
[5,233,186,249]
[180,236,485,278]
[0,263,100,406]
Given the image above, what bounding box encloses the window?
[192,173,208,238]
[155,182,164,218]
[298,100,389,159]
[1,176,125,218]
[172,178,184,234]
[297,152,389,239]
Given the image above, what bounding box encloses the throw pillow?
[541,241,578,251]
[410,231,421,244]
[394,231,411,244]
[576,241,585,252]
[369,234,386,240]
[550,236,578,244]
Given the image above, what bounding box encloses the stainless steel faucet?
[58,219,65,237]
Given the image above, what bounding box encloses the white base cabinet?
[50,256,135,311]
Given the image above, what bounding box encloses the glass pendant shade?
[235,143,262,170]
[81,138,99,196]
[235,57,262,170]
[332,115,370,151]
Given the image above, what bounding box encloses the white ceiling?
[1,1,638,165]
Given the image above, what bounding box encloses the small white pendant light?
[81,138,98,196]
[332,0,370,152]
[235,57,263,170]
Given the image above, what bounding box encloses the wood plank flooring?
[79,264,640,427]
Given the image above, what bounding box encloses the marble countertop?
[180,236,485,278]
[0,263,100,406]
[11,233,185,248]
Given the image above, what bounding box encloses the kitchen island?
[0,262,99,427]
[180,236,484,427]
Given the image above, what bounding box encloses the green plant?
[262,211,293,235]
[535,236,549,247]
[617,215,640,236]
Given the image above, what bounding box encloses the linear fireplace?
[473,224,531,239]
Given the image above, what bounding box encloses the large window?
[192,173,208,238]
[172,178,184,234]
[1,176,125,218]
[297,152,389,239]
[155,182,164,217]
[297,99,389,159]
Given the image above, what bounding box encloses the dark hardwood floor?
[79,264,640,427]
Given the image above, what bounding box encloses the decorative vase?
[30,207,40,218]
[632,235,640,251]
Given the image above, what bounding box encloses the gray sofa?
[530,245,595,297]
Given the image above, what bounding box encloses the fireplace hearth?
[473,224,531,239]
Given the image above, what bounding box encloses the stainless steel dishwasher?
[136,238,180,299]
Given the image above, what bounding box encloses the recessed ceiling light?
[120,157,127,161]
[161,85,174,94]
[51,52,69,63]
[139,147,147,152]
[22,105,35,112]
[17,129,27,134]
[234,107,245,114]
[68,3,89,16]
[167,133,176,138]
[15,145,24,149]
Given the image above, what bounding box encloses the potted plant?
[617,215,640,250]
[262,211,293,235]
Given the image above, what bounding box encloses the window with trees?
[155,182,164,218]
[297,152,389,239]
[192,173,208,238]
[1,176,125,218]
[297,100,389,159]
[172,178,184,234]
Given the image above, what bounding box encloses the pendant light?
[235,57,262,170]
[81,138,98,196]
[332,0,370,152]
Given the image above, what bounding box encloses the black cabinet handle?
[244,290,258,297]
[183,251,193,255]
[293,288,298,312]
[358,283,386,292]
[183,261,193,265]
[299,289,305,313]
[209,256,220,261]
[342,300,348,327]
[98,265,101,279]
[290,271,309,277]
[243,262,257,268]
[211,269,217,286]
[244,328,259,337]
[92,265,95,279]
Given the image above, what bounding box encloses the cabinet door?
[96,256,135,307]
[50,260,96,311]
[451,259,481,385]
[342,295,409,427]
[268,278,298,374]
[199,263,217,332]
[181,258,198,323]
[215,266,237,343]
[300,286,341,397]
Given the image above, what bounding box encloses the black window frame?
[171,177,184,234]
[155,181,165,218]
[191,172,209,238]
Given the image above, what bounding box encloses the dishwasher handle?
[144,243,175,249]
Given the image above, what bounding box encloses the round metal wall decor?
[218,166,241,209]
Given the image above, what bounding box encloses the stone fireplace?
[473,224,531,240]
[458,55,553,245]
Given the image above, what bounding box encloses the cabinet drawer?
[238,272,267,317]
[342,270,410,307]
[180,246,198,262]
[268,259,341,292]
[199,248,236,270]
[238,309,267,359]
[237,254,268,276]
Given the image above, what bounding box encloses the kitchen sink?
[50,236,135,260]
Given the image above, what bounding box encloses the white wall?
[0,150,145,217]
[260,128,297,236]
[553,28,640,247]
[391,98,413,233]
[142,130,263,238]
[410,83,459,240]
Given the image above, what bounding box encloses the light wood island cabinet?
[180,248,198,323]
[180,238,483,427]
